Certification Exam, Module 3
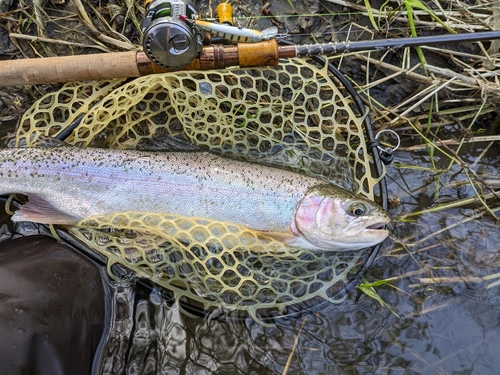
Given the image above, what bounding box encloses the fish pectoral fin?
[12,195,80,225]
[261,230,322,250]
[260,230,298,245]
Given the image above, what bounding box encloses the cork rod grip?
[0,51,142,87]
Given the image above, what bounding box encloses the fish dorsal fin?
[12,195,80,225]
[15,134,69,148]
[31,135,69,148]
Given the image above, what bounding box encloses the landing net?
[15,58,386,322]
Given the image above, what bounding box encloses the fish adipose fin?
[12,195,80,225]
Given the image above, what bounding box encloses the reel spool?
[141,0,203,69]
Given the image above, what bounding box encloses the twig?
[415,205,499,245]
[418,276,484,284]
[355,54,431,84]
[390,79,456,123]
[471,141,496,169]
[282,316,308,375]
[425,64,479,87]
[9,33,111,51]
[422,45,494,61]
[71,0,136,51]
[484,272,500,289]
[400,193,500,218]
[399,135,500,151]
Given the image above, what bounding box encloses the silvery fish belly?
[0,147,390,251]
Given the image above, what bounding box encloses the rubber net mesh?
[15,58,385,320]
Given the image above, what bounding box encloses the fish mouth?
[366,227,389,238]
[344,216,390,238]
[366,214,391,229]
[360,217,391,238]
[366,222,389,230]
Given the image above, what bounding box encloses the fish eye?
[350,203,367,216]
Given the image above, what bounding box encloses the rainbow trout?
[0,147,390,251]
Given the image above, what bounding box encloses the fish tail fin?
[12,195,81,225]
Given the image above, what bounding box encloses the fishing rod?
[2,1,500,87]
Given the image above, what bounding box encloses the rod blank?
[293,30,500,57]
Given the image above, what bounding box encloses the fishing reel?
[141,0,203,69]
